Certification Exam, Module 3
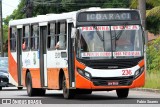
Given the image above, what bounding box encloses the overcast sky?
[2,0,20,18]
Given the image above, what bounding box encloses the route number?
[122,70,132,75]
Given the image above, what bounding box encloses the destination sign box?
[78,11,140,22]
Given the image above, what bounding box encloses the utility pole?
[138,0,147,71]
[0,0,3,57]
[138,0,146,29]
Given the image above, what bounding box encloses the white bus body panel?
[85,65,140,78]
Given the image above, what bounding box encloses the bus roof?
[9,11,77,26]
[9,7,138,27]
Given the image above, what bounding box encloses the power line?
[2,2,17,8]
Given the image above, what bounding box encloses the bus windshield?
[76,25,143,59]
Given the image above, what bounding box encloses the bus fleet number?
[122,70,132,76]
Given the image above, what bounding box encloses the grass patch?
[143,71,160,89]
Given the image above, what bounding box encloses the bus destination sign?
[87,13,131,21]
[78,11,139,22]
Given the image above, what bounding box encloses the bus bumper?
[76,71,145,90]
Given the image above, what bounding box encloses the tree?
[130,0,160,35]
[146,0,160,35]
[102,0,130,8]
[4,0,160,54]
[147,37,160,72]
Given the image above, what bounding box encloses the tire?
[18,87,23,90]
[62,76,75,99]
[26,72,46,96]
[26,72,35,96]
[116,89,129,98]
[0,87,2,91]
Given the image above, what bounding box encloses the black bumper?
[0,76,9,87]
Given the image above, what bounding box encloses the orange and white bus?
[8,7,145,99]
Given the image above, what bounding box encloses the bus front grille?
[92,76,134,86]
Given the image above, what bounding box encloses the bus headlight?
[134,66,144,79]
[77,68,91,80]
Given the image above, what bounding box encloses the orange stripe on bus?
[8,51,18,84]
[138,59,144,67]
[75,59,86,70]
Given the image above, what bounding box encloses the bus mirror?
[71,28,77,39]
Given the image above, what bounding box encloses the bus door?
[39,22,47,87]
[67,22,75,88]
[16,25,23,87]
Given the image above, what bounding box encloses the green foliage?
[2,0,131,45]
[146,16,160,35]
[10,0,26,19]
[131,0,160,35]
[147,37,160,72]
[3,0,131,25]
[3,25,8,43]
[146,0,160,7]
[2,24,8,52]
[3,0,160,52]
[102,0,129,8]
[144,71,160,89]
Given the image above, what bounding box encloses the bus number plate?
[108,81,119,86]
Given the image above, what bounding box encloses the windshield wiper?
[93,25,104,41]
[112,23,127,40]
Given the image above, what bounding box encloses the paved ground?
[0,87,160,105]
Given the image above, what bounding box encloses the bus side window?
[47,23,55,49]
[55,22,66,49]
[31,25,39,50]
[10,27,16,51]
[22,25,30,50]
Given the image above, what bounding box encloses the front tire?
[26,72,45,96]
[0,86,2,90]
[116,89,129,98]
[62,76,75,99]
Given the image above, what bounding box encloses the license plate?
[108,81,119,86]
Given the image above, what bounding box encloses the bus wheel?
[26,72,35,96]
[0,87,2,90]
[116,89,129,98]
[26,72,46,96]
[62,76,75,99]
